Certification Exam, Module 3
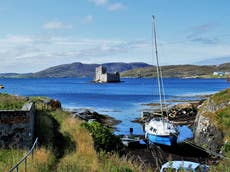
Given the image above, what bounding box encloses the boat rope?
[171,131,228,160]
[184,140,229,159]
[152,15,164,115]
[159,63,169,113]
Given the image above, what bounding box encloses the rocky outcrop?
[194,91,230,153]
[39,98,62,110]
[72,109,121,127]
[137,101,202,125]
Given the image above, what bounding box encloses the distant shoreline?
[0,61,229,78]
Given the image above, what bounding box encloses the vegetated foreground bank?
[0,93,152,172]
[1,88,230,171]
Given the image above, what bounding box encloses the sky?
[0,0,230,73]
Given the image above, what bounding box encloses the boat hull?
[146,133,177,146]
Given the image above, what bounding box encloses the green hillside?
[121,63,230,78]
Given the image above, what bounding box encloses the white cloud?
[1,34,230,73]
[0,35,150,73]
[83,15,93,24]
[90,0,108,6]
[158,41,230,65]
[3,35,33,44]
[107,2,125,11]
[43,21,72,29]
[89,0,125,11]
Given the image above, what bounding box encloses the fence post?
[24,158,27,172]
[32,149,34,160]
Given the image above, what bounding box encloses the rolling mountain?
[25,62,150,78]
[0,62,229,78]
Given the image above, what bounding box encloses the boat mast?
[152,16,164,114]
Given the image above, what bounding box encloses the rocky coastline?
[2,88,229,171]
[71,109,121,129]
[58,89,230,170]
[67,96,220,170]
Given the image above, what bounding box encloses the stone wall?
[107,72,120,82]
[95,66,120,83]
[0,102,35,148]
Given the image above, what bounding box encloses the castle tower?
[95,66,106,81]
[94,65,120,83]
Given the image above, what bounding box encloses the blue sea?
[0,78,229,140]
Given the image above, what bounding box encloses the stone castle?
[94,66,120,83]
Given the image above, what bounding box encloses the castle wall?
[100,73,108,82]
[0,102,35,148]
[107,73,120,82]
[95,66,120,83]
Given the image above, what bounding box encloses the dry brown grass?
[0,148,54,172]
[26,148,55,172]
[57,117,98,172]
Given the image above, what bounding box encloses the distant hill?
[121,63,230,78]
[0,62,150,78]
[1,62,230,78]
[31,62,150,78]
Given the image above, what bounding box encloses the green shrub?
[81,122,123,152]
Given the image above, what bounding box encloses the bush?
[81,122,123,152]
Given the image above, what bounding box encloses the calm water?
[0,78,229,138]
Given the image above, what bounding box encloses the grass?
[0,148,25,172]
[0,94,152,171]
[212,89,230,105]
[57,118,98,171]
[0,93,27,110]
[0,148,55,172]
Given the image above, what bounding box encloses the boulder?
[194,95,228,153]
[42,99,62,110]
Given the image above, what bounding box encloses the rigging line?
[152,15,163,114]
[152,16,168,114]
[159,66,169,113]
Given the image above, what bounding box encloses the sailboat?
[144,16,178,146]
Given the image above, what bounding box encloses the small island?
[94,66,120,83]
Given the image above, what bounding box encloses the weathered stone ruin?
[0,102,35,148]
[94,66,120,83]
